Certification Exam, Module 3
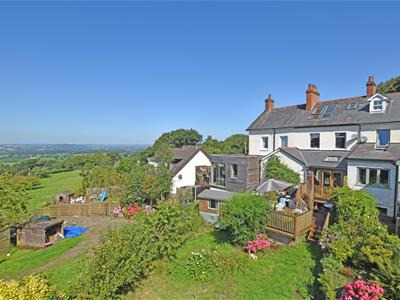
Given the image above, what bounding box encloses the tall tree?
[0,173,29,226]
[144,129,203,157]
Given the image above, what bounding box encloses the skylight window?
[346,102,358,110]
[319,104,336,119]
[324,156,339,162]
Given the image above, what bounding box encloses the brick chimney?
[366,75,377,98]
[306,84,320,111]
[265,94,275,112]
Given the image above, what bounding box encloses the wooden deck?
[313,185,334,203]
[267,210,313,243]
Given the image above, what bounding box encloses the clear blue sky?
[1,1,399,144]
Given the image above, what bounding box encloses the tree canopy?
[377,76,400,93]
[143,129,203,158]
[0,173,29,226]
[202,134,248,154]
[264,157,301,185]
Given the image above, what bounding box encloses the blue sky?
[0,1,399,144]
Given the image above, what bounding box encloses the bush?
[218,193,271,246]
[264,157,301,185]
[75,201,201,299]
[319,187,400,300]
[244,233,271,254]
[340,280,384,300]
[0,274,62,300]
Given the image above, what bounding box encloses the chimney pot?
[306,83,320,111]
[265,94,275,112]
[366,75,377,98]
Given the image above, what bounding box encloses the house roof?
[169,146,210,175]
[197,189,235,201]
[247,92,400,131]
[280,147,351,169]
[347,143,400,162]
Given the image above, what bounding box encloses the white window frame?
[261,136,269,150]
[208,199,218,210]
[372,99,383,112]
[357,167,390,188]
[310,133,320,149]
[280,136,288,147]
[376,129,390,148]
[335,132,346,149]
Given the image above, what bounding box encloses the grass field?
[0,236,84,279]
[44,251,88,291]
[126,229,321,300]
[27,170,82,212]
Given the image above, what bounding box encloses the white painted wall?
[347,160,397,217]
[249,125,359,156]
[171,151,211,194]
[248,129,274,156]
[360,123,400,144]
[260,151,307,183]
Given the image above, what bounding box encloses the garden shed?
[55,191,75,203]
[16,219,64,248]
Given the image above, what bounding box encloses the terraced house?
[247,76,400,218]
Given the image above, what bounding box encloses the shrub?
[0,274,61,300]
[340,280,384,300]
[244,233,271,254]
[264,157,301,185]
[75,201,201,299]
[318,255,346,300]
[319,187,400,300]
[218,193,271,246]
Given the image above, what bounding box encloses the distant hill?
[377,76,400,93]
[0,144,148,156]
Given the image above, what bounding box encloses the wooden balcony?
[313,185,334,203]
[267,210,313,243]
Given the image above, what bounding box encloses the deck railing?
[267,210,313,237]
[313,185,334,201]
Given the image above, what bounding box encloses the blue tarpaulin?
[64,226,88,238]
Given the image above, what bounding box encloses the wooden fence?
[0,227,10,255]
[38,203,120,217]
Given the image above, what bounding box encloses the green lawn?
[27,170,82,212]
[0,236,84,279]
[126,229,321,300]
[44,251,88,291]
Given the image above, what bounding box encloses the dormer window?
[373,99,383,111]
[368,94,390,113]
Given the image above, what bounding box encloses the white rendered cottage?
[169,146,211,194]
[247,76,400,218]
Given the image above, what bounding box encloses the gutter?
[272,128,276,151]
[394,160,400,224]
